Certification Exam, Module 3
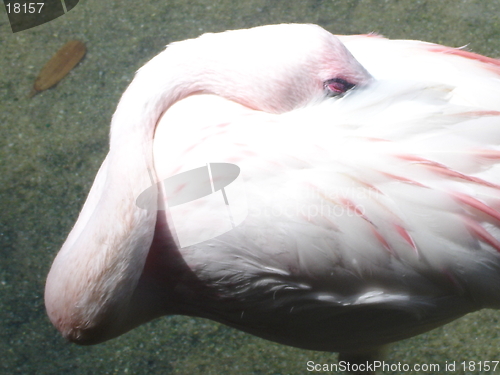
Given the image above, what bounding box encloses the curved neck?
[44,48,206,344]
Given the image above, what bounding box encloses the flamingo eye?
[324,78,355,97]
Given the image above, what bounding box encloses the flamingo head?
[131,23,373,118]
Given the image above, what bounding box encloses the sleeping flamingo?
[45,24,500,365]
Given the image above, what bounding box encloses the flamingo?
[45,24,500,365]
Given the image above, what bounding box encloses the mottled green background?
[1,0,500,374]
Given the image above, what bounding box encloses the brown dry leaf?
[30,40,86,98]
